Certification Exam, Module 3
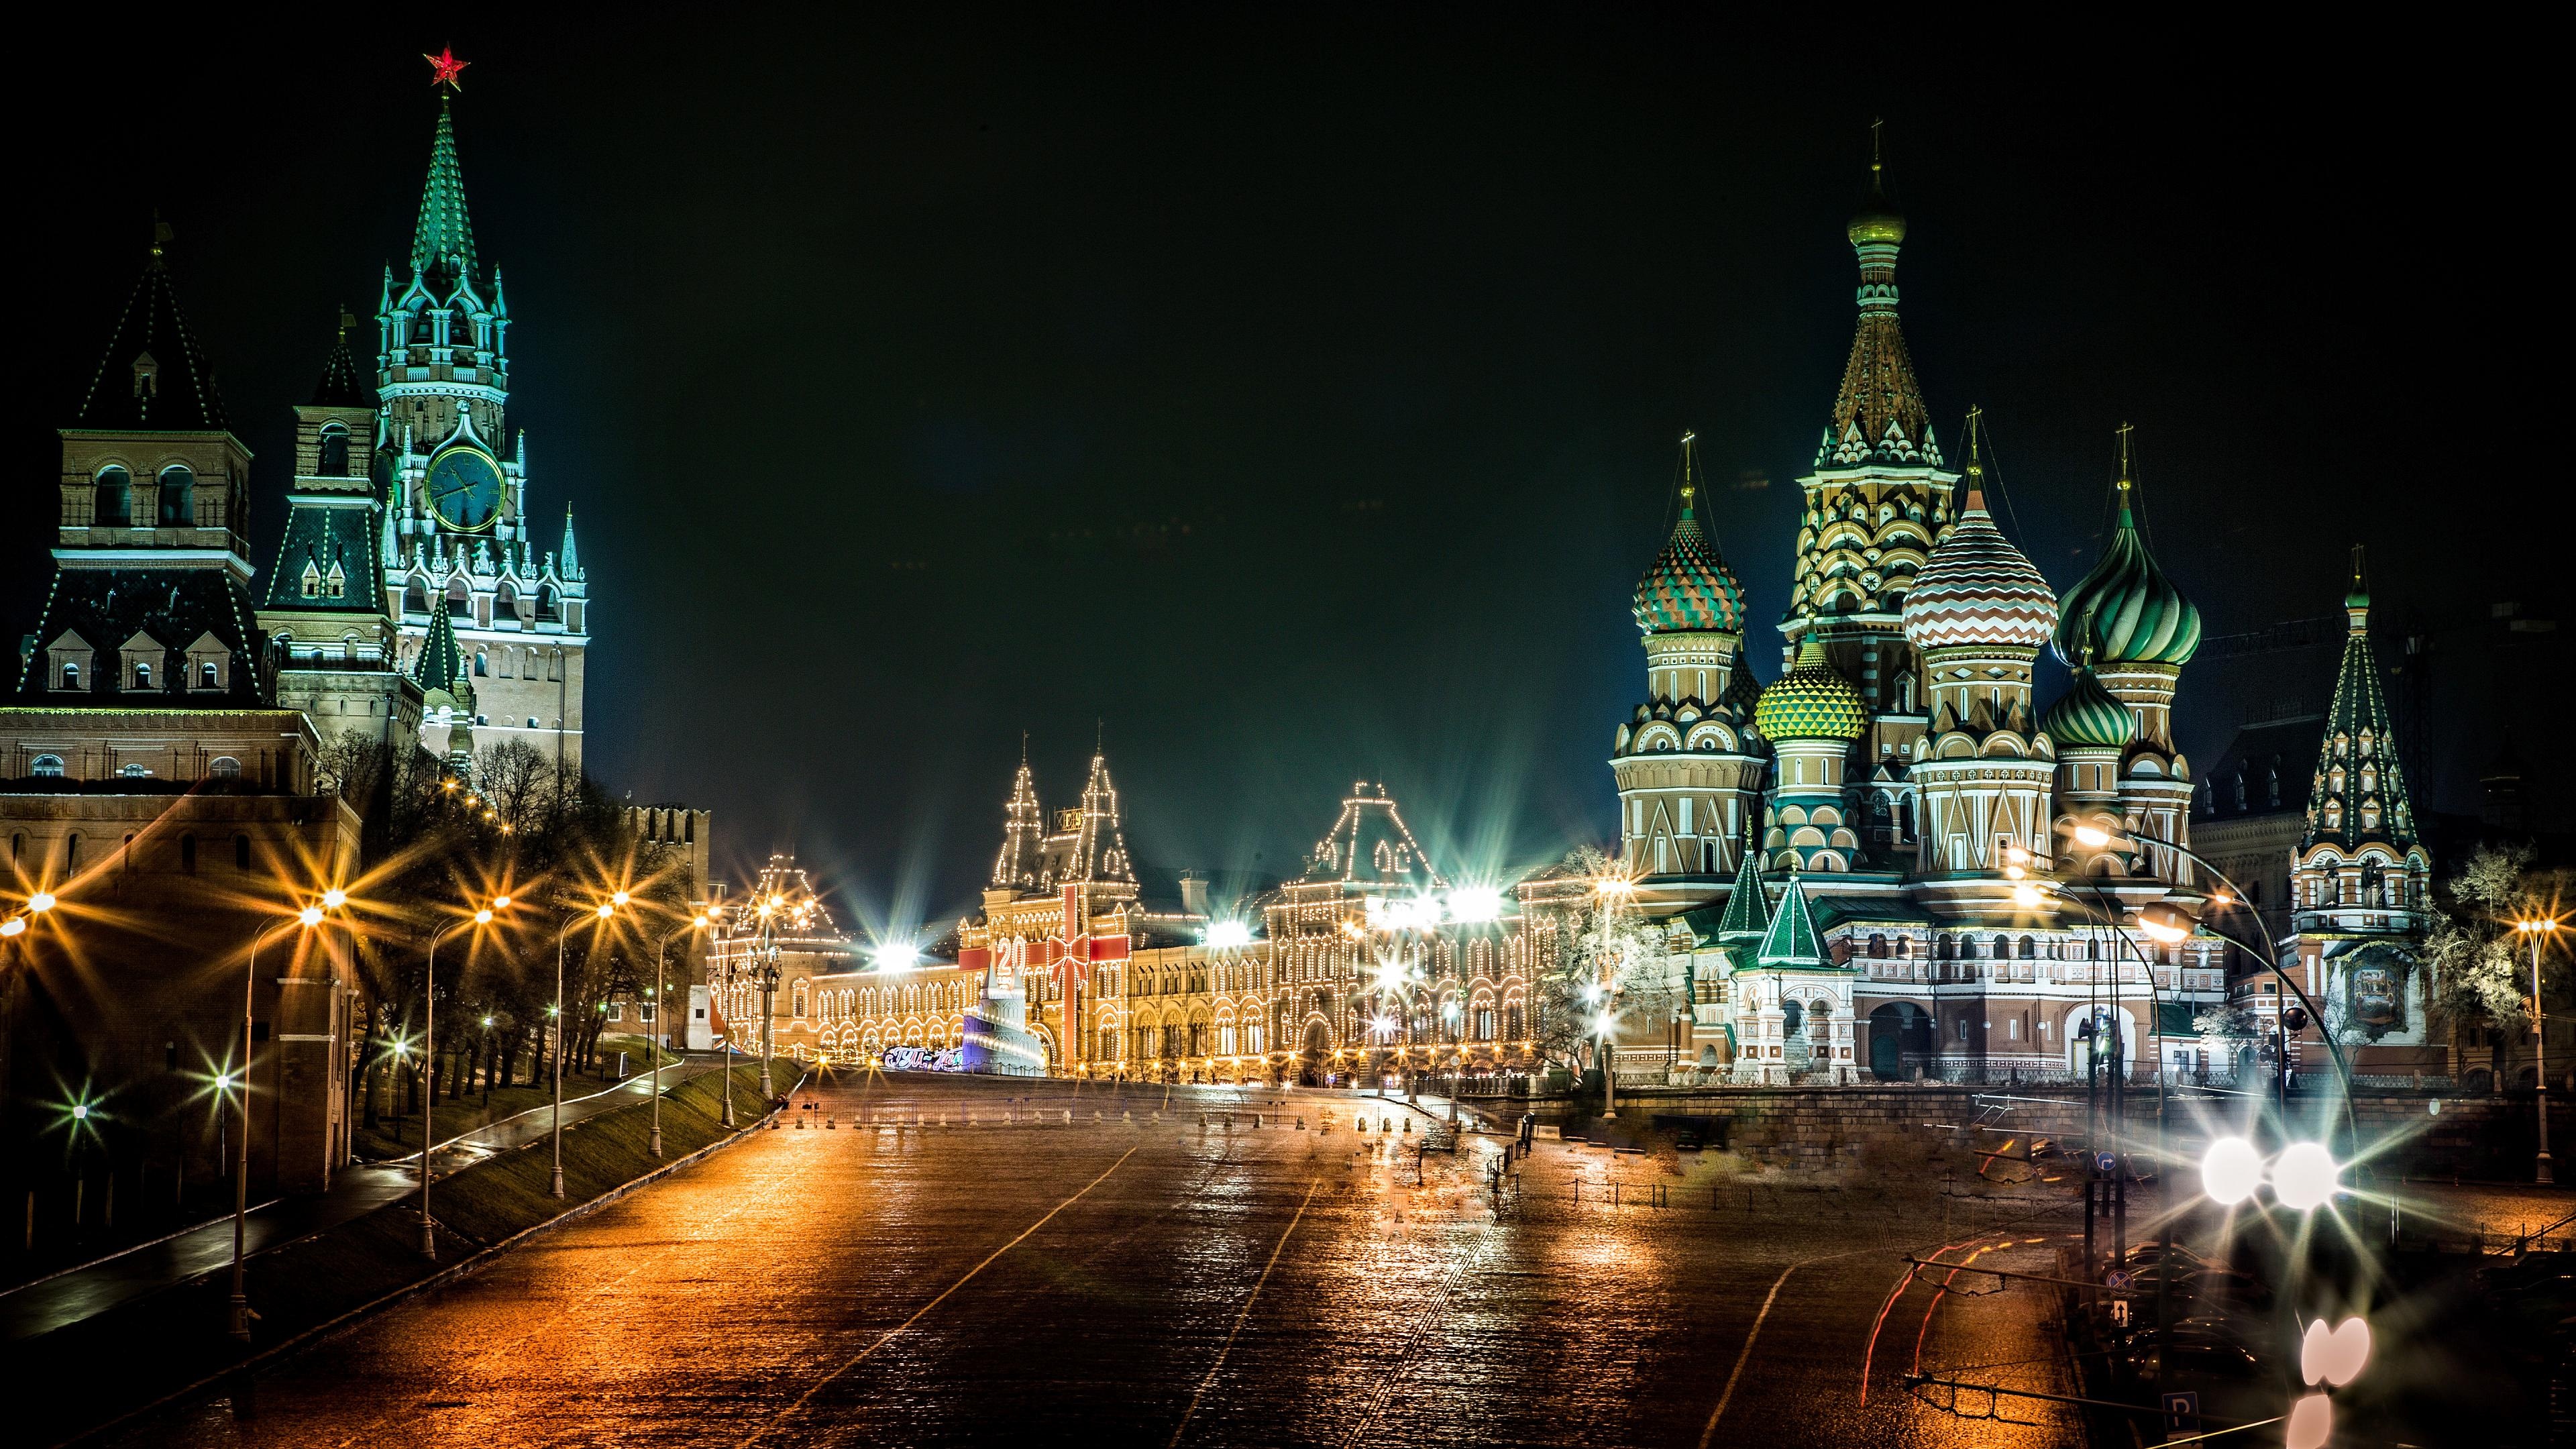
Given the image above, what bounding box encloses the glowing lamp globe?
[612,891,631,908]
[0,919,23,938]
[1207,920,1254,949]
[494,895,512,910]
[297,906,325,927]
[876,943,920,970]
[2273,1141,2340,1210]
[474,909,494,925]
[2199,1136,2263,1205]
[29,892,56,913]
[595,903,615,920]
[2074,824,2114,849]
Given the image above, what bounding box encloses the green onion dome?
[1900,486,2057,653]
[1849,169,1907,246]
[1753,635,1868,743]
[2043,666,2137,749]
[1632,486,1744,635]
[2051,484,2202,667]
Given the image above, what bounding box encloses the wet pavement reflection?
[120,1073,2080,1447]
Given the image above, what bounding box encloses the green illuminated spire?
[410,99,478,281]
[412,602,474,710]
[1713,818,1770,940]
[1756,869,1828,967]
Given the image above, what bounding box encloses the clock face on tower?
[425,445,504,532]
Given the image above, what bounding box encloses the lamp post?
[2072,823,2360,1155]
[419,896,508,1258]
[2517,919,2561,1185]
[229,889,347,1342]
[1593,872,1633,1120]
[651,913,710,1158]
[553,892,633,1198]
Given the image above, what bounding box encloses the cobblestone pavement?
[121,1072,2083,1448]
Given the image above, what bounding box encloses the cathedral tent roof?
[311,327,378,409]
[1710,835,1770,940]
[1817,163,1937,471]
[411,604,473,708]
[74,248,229,433]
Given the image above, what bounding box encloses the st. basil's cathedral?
[1608,159,2436,1085]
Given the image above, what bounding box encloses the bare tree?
[316,729,391,815]
[475,739,557,833]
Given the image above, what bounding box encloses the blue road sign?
[2096,1151,2118,1175]
[2163,1389,2200,1438]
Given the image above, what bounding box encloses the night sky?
[12,14,2563,938]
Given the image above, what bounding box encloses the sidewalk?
[0,1055,731,1344]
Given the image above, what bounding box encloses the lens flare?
[2199,1136,2262,1205]
[2273,1141,2340,1210]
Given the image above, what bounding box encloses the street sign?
[2162,1390,2201,1441]
[2096,1152,2118,1176]
[2110,1300,2131,1327]
[2104,1270,2134,1291]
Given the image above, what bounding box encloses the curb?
[54,1070,802,1449]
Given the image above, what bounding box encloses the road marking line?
[1699,1262,1801,1448]
[1169,1178,1318,1448]
[737,1143,1141,1448]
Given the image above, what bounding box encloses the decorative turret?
[991,744,1044,893]
[2294,550,2426,910]
[1754,635,1868,744]
[1900,413,2061,875]
[2044,665,2137,752]
[1612,433,1768,881]
[1758,635,1866,871]
[2052,428,2199,879]
[1713,820,1771,941]
[1781,128,1956,773]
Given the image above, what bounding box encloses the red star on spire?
[425,47,469,92]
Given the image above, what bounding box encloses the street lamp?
[2068,822,2359,1155]
[2516,918,2561,1184]
[650,913,711,1157]
[230,890,352,1342]
[418,895,508,1258]
[553,891,635,1198]
[1593,871,1634,1120]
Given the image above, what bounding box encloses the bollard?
[1198,1113,1206,1128]
[1124,1109,1133,1122]
[1254,1114,1263,1127]
[826,1117,837,1129]
[796,1116,806,1129]
[1063,1109,1072,1124]
[1297,1118,1305,1130]
[1402,1119,1411,1134]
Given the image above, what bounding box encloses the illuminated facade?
[376,92,591,775]
[1608,158,2286,1084]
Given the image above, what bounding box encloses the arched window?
[180,834,197,873]
[1991,934,2011,960]
[447,581,471,618]
[60,662,79,690]
[32,755,64,778]
[93,467,131,526]
[1937,936,1955,961]
[199,661,219,689]
[234,834,251,869]
[2019,935,2037,959]
[133,661,152,689]
[537,585,559,620]
[318,425,350,476]
[404,581,429,614]
[66,835,81,868]
[210,757,241,779]
[157,466,195,525]
[474,650,488,677]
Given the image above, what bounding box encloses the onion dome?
[1754,635,1868,743]
[1633,448,1744,633]
[1720,661,1766,720]
[2043,667,2136,749]
[1900,484,2058,653]
[2052,480,2202,667]
[1848,168,1907,246]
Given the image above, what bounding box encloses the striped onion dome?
[1633,487,1743,634]
[1753,635,1868,743]
[2053,484,2202,667]
[1900,486,2058,652]
[2043,666,2137,749]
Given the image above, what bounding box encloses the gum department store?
[738,160,2434,1091]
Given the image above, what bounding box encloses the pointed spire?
[410,97,478,281]
[2303,555,2414,853]
[1713,816,1771,941]
[559,507,582,580]
[2344,543,2371,630]
[75,231,228,432]
[1072,747,1136,883]
[411,602,474,710]
[991,749,1045,890]
[1819,125,1934,469]
[311,307,378,408]
[1756,869,1829,967]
